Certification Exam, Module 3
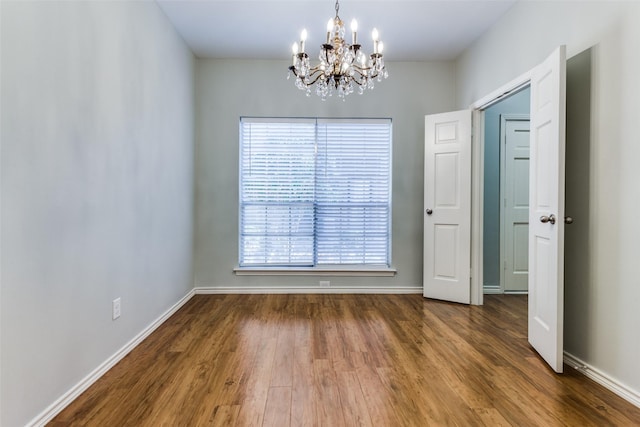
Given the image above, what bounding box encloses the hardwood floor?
[50,294,640,426]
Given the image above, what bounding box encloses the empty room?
[2,0,640,426]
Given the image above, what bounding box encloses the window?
[239,117,392,268]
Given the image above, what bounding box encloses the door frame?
[469,70,533,305]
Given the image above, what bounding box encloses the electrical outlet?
[319,280,330,287]
[112,297,121,320]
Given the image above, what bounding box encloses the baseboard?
[564,352,640,409]
[27,289,196,427]
[194,285,423,294]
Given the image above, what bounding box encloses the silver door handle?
[565,216,574,224]
[540,214,556,224]
[426,209,433,215]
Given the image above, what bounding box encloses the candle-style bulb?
[291,42,298,66]
[327,18,334,32]
[372,28,379,41]
[351,19,358,45]
[300,29,307,53]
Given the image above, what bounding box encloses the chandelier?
[288,0,388,99]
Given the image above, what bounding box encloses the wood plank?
[313,358,347,426]
[336,371,372,427]
[291,345,316,427]
[262,387,291,427]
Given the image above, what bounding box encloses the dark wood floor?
[50,294,640,426]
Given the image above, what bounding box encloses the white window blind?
[239,117,391,267]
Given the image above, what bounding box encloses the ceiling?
[156,0,517,61]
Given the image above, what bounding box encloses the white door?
[528,46,567,373]
[423,110,471,304]
[501,115,530,292]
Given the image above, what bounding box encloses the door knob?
[540,214,556,225]
[426,209,433,215]
[564,216,574,224]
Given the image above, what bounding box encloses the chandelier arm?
[349,74,367,87]
[351,64,371,71]
[352,65,383,82]
[304,72,332,87]
[350,65,372,75]
[290,66,329,87]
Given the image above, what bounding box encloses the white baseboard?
[27,289,196,427]
[564,352,640,409]
[194,285,423,294]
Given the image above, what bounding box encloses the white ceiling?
[156,0,517,61]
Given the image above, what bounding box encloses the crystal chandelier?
[288,0,388,100]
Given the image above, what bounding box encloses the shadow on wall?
[564,47,592,356]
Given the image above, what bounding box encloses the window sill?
[233,266,397,277]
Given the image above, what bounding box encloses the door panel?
[434,225,458,279]
[435,153,460,207]
[528,46,566,373]
[424,110,471,304]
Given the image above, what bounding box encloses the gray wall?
[483,88,530,291]
[0,2,195,425]
[194,59,455,290]
[456,0,640,398]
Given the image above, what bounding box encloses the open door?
[528,46,566,373]
[423,110,472,304]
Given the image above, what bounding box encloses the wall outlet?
[112,297,121,320]
[319,280,330,287]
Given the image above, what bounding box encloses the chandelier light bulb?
[292,42,299,66]
[300,28,308,53]
[326,18,334,43]
[351,19,358,44]
[372,28,379,41]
